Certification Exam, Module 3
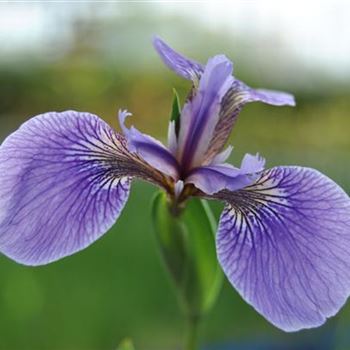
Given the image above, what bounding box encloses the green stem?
[185,315,200,350]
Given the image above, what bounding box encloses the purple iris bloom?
[1,37,350,333]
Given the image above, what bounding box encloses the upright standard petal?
[153,36,203,80]
[0,111,164,265]
[153,38,295,165]
[177,55,233,170]
[215,166,350,331]
[205,80,295,162]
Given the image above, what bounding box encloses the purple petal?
[205,80,295,162]
[153,36,204,80]
[210,145,233,165]
[167,120,178,155]
[216,166,350,331]
[240,153,265,173]
[177,55,234,170]
[119,110,180,180]
[0,111,144,265]
[186,153,264,195]
[248,87,296,106]
[152,37,295,166]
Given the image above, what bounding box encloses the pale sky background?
[0,0,349,81]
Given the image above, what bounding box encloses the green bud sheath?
[152,192,223,319]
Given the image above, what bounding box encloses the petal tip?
[152,34,165,49]
[118,109,132,135]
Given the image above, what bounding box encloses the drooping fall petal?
[216,166,350,331]
[0,111,165,265]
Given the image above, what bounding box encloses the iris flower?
[1,37,350,333]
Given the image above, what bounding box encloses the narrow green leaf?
[169,88,181,134]
[152,192,223,318]
[116,338,135,350]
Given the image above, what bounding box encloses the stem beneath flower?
[185,314,200,350]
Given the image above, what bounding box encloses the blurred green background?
[0,2,350,350]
